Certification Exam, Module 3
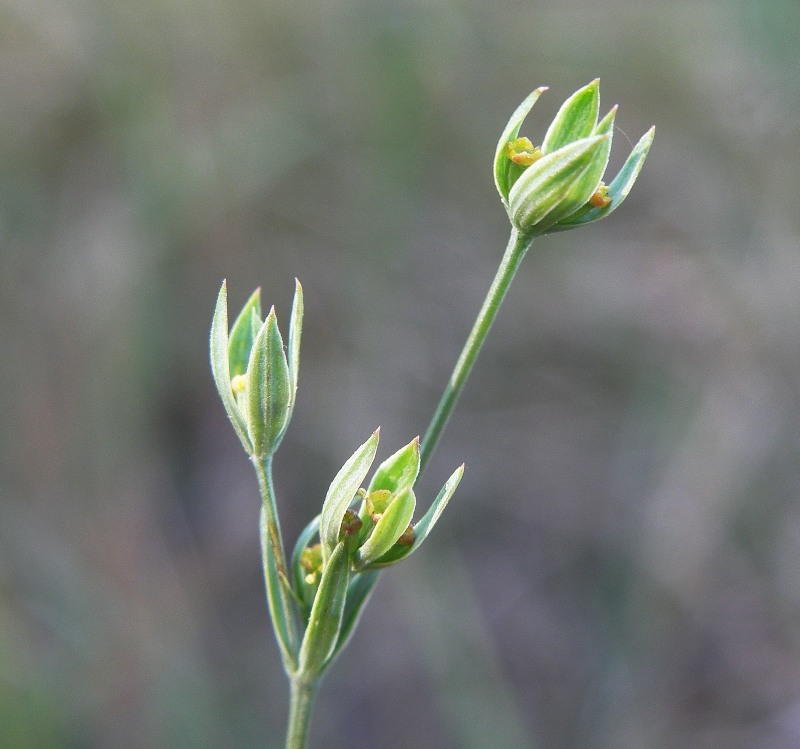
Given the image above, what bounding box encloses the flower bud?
[209,280,304,458]
[494,80,654,236]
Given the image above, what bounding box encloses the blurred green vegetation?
[1,1,799,747]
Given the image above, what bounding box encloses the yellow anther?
[231,373,247,394]
[365,489,392,522]
[300,544,322,574]
[588,182,612,208]
[505,137,542,167]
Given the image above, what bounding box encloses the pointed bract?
[319,431,380,561]
[541,78,599,154]
[297,541,350,678]
[228,288,262,378]
[508,135,608,232]
[552,126,655,230]
[246,309,292,458]
[494,87,548,204]
[363,463,464,569]
[367,436,420,495]
[210,281,252,453]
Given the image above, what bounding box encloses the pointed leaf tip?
[210,280,251,453]
[245,311,291,457]
[368,435,421,495]
[319,432,380,560]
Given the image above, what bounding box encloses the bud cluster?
[494,79,654,236]
[286,432,463,677]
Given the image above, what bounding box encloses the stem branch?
[255,457,300,668]
[420,228,534,473]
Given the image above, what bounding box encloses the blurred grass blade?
[288,279,304,409]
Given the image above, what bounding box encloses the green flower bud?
[494,79,654,237]
[209,280,304,458]
[299,434,463,575]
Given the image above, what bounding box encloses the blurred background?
[2,1,799,747]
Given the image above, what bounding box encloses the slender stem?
[254,456,300,668]
[286,678,319,749]
[268,227,533,749]
[420,228,534,473]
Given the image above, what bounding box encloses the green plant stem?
[272,227,534,749]
[286,678,319,749]
[420,228,534,473]
[254,456,299,669]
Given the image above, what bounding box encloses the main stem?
[420,228,534,473]
[286,678,319,749]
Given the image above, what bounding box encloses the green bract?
[494,79,654,236]
[210,280,303,458]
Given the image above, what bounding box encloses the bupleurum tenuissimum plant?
[210,79,654,748]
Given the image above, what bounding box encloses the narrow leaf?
[246,310,292,458]
[297,541,350,679]
[355,487,416,569]
[209,281,251,453]
[319,431,380,560]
